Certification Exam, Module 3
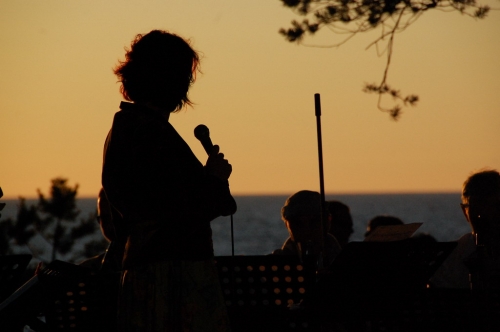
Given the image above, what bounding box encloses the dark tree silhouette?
[0,187,8,255]
[0,180,106,264]
[0,187,5,219]
[37,177,80,261]
[279,0,491,119]
[0,224,10,255]
[10,199,38,246]
[0,199,40,256]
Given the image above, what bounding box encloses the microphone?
[194,124,213,155]
[195,125,237,221]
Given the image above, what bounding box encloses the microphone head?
[194,124,210,140]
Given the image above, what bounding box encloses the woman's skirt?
[118,259,231,332]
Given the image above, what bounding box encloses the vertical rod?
[231,214,235,256]
[314,93,326,269]
[230,214,236,305]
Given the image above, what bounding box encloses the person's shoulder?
[457,232,474,243]
[428,234,473,289]
[272,248,286,255]
[326,234,342,251]
[114,102,171,137]
[78,253,105,271]
[456,233,475,255]
[112,102,143,127]
[271,237,296,255]
[118,102,166,120]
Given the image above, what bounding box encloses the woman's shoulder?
[112,102,172,137]
[115,102,161,123]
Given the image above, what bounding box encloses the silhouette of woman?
[102,30,236,332]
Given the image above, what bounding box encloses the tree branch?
[279,0,491,119]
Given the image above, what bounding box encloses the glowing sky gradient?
[1,1,499,199]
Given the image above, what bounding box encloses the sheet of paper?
[364,222,423,242]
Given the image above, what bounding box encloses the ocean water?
[1,193,469,259]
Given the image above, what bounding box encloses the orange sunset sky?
[1,1,499,199]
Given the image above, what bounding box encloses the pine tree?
[37,178,80,262]
[0,178,106,264]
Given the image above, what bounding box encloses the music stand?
[214,255,317,331]
[42,270,121,332]
[313,241,457,325]
[0,254,32,303]
[0,260,90,331]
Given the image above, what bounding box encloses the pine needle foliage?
[279,0,490,119]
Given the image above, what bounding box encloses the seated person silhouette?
[327,200,353,249]
[364,215,404,239]
[431,169,500,289]
[272,190,341,266]
[79,188,122,272]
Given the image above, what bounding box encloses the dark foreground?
[1,244,499,332]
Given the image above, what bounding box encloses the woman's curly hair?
[114,30,200,112]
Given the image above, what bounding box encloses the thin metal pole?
[230,214,236,307]
[231,214,235,256]
[314,93,326,269]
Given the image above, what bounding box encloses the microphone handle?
[200,137,213,156]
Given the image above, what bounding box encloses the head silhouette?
[281,190,329,251]
[327,200,353,249]
[365,215,404,238]
[461,169,500,246]
[114,30,200,112]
